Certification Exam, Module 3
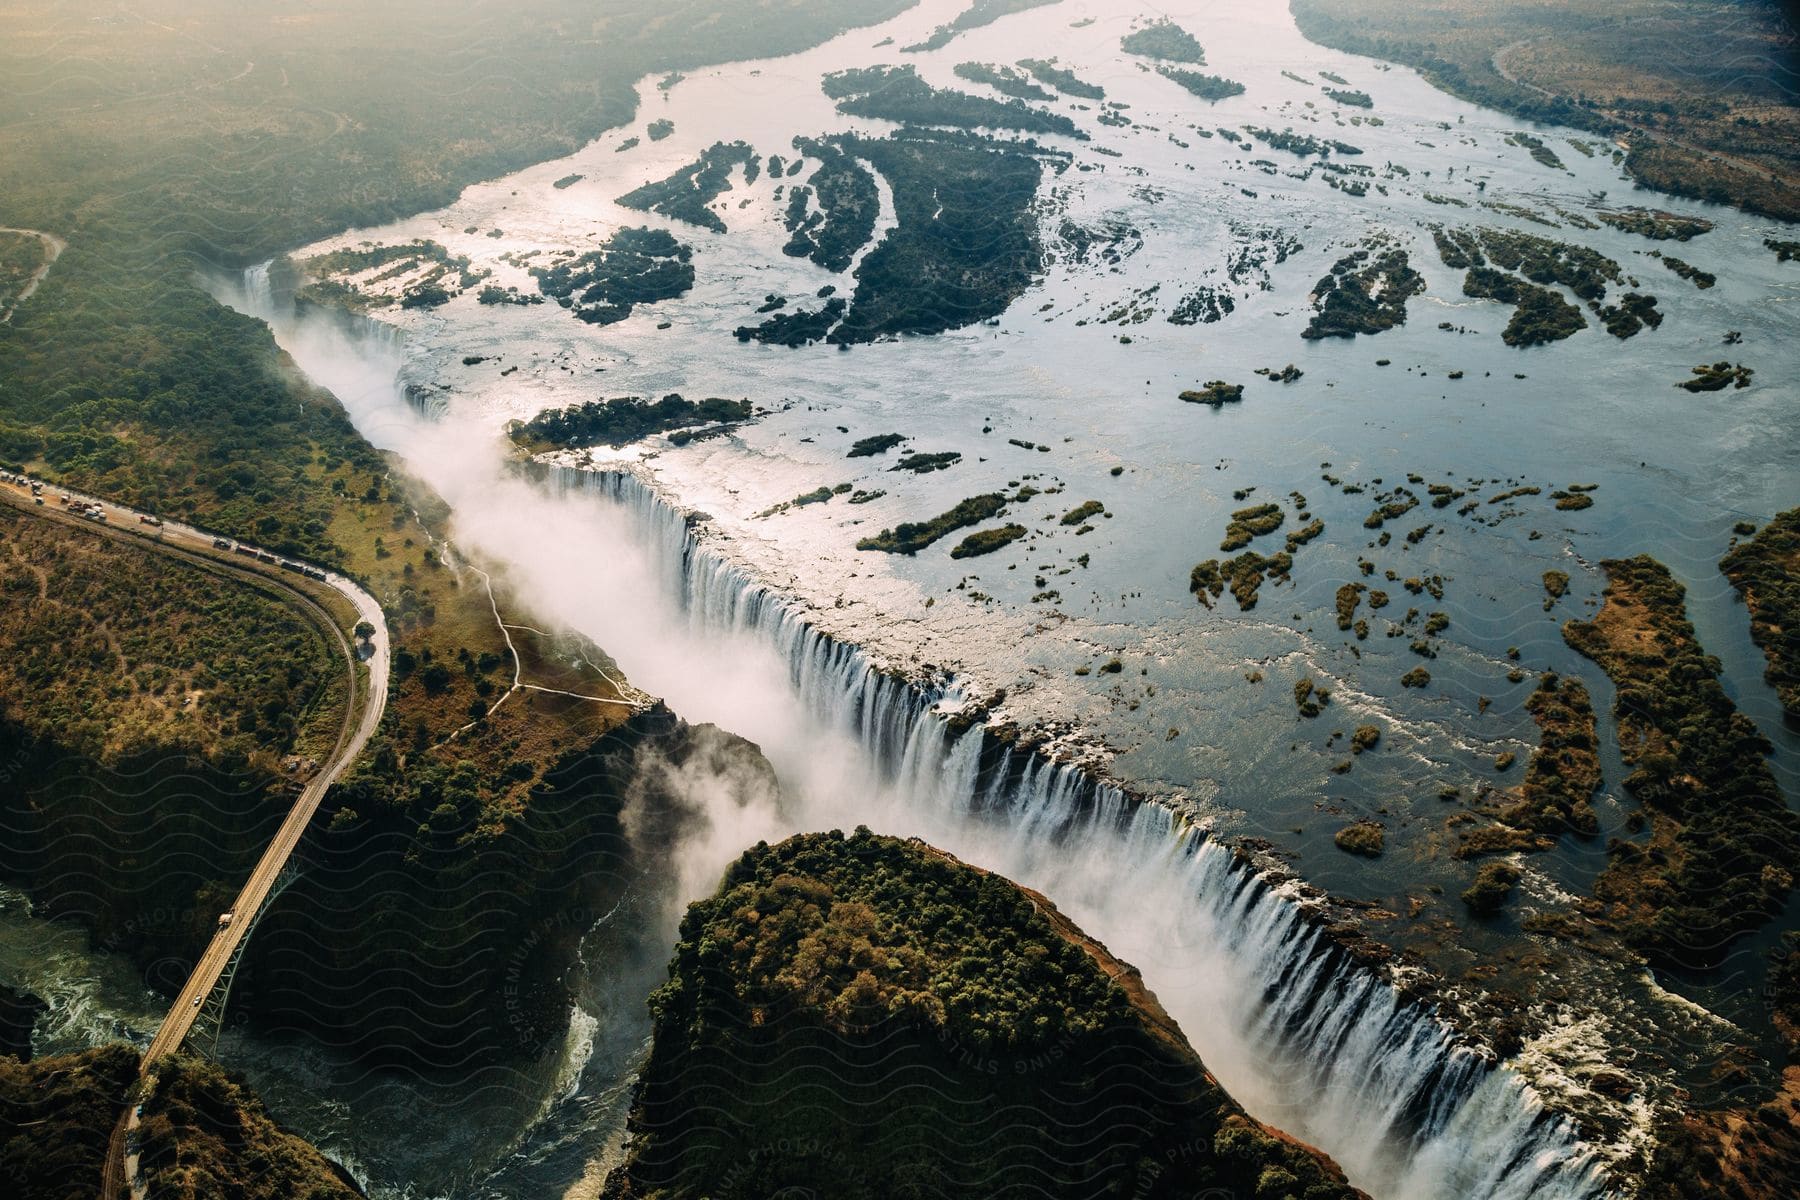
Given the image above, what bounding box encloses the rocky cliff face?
[236,707,779,1069]
[2,700,782,1073]
[0,722,295,994]
[0,983,46,1060]
[602,829,1367,1200]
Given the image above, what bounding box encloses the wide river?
[10,1,1796,1198]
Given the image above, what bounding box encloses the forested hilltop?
[0,1045,362,1200]
[603,829,1366,1200]
[1290,0,1800,222]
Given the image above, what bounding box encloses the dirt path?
[0,227,66,324]
[1490,37,1557,100]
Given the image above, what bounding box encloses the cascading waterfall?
[221,262,1607,1199]
[243,261,274,310]
[548,464,1608,1200]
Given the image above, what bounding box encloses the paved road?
[1,476,390,1197]
[2,476,388,1060]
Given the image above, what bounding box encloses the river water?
[8,0,1797,1196]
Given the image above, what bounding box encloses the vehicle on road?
[217,911,234,929]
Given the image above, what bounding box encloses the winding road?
[0,476,389,1198]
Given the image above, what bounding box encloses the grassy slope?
[604,829,1365,1200]
[1289,0,1800,222]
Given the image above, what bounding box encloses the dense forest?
[0,19,950,1177]
[831,130,1052,342]
[0,1044,139,1199]
[0,510,344,984]
[137,1055,361,1200]
[0,1045,360,1200]
[602,830,1364,1200]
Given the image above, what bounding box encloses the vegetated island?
[1596,207,1713,241]
[1719,507,1800,723]
[950,523,1028,558]
[1156,68,1246,102]
[617,141,759,233]
[901,0,1061,53]
[1563,555,1800,967]
[1302,244,1424,339]
[1018,57,1105,100]
[528,226,694,325]
[1435,226,1661,344]
[1189,494,1321,610]
[739,129,1057,345]
[823,64,1082,139]
[1247,126,1361,158]
[1655,253,1714,289]
[953,61,1054,102]
[509,394,753,451]
[781,137,880,273]
[857,493,1007,554]
[1121,18,1208,63]
[296,238,489,312]
[1180,380,1245,407]
[1453,672,1601,866]
[598,829,1364,1200]
[847,432,906,457]
[1678,361,1753,392]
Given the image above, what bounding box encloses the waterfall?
[243,261,273,310]
[548,464,1608,1200]
[218,261,1609,1198]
